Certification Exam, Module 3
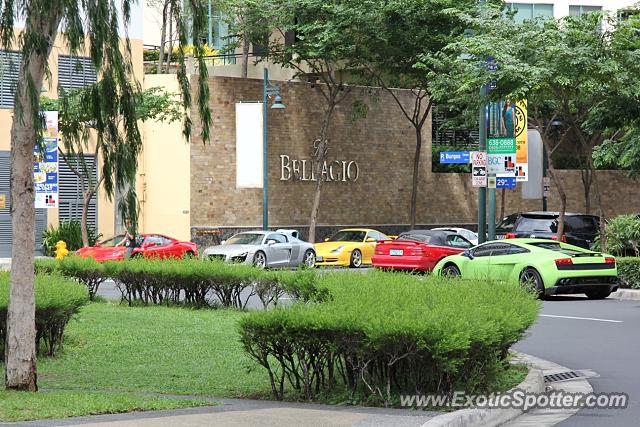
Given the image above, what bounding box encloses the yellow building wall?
[0,33,144,240]
[140,74,191,241]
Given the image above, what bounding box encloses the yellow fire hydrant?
[54,240,69,260]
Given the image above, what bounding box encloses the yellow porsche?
[315,228,391,268]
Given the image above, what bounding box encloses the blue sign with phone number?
[496,176,516,189]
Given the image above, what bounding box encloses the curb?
[613,288,640,300]
[421,362,544,427]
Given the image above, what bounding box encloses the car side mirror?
[267,240,276,245]
[324,237,329,242]
[463,249,474,259]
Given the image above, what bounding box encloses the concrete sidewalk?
[4,397,440,427]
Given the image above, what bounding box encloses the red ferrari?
[75,233,198,262]
[372,230,473,271]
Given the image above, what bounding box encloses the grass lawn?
[38,302,271,397]
[0,301,530,420]
[0,390,210,422]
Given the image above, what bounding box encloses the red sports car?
[372,230,473,271]
[75,233,198,262]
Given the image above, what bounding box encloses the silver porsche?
[201,229,316,268]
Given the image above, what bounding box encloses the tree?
[41,86,183,247]
[446,8,628,241]
[240,0,366,242]
[0,0,210,391]
[354,0,478,228]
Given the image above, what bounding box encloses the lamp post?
[262,67,285,230]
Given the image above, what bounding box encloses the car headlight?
[330,246,345,254]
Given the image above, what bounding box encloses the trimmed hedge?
[37,257,326,309]
[239,271,540,405]
[0,273,89,357]
[617,258,640,288]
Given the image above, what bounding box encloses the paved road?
[514,295,639,427]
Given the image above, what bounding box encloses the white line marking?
[540,314,622,323]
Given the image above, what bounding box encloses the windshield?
[518,217,558,233]
[99,235,124,247]
[226,233,265,245]
[528,242,590,256]
[496,214,518,231]
[328,230,366,242]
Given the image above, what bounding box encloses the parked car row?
[74,210,616,299]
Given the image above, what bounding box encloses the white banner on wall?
[235,102,264,189]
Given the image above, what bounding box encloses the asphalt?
[514,295,640,427]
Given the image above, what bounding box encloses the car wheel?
[585,289,611,300]
[442,264,461,277]
[349,249,362,268]
[253,251,267,269]
[183,251,195,259]
[520,268,544,298]
[302,249,316,269]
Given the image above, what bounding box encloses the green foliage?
[55,258,322,309]
[595,215,640,256]
[239,270,540,404]
[0,273,89,357]
[617,258,640,289]
[41,220,100,256]
[0,390,210,422]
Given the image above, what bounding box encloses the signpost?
[471,151,487,188]
[439,151,470,164]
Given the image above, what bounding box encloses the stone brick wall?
[190,76,640,241]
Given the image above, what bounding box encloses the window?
[398,233,432,243]
[58,55,97,90]
[368,231,388,241]
[58,155,98,230]
[509,245,530,254]
[144,235,166,247]
[447,235,472,249]
[471,243,501,257]
[496,214,519,232]
[569,5,602,17]
[506,3,554,23]
[267,233,287,244]
[0,51,21,108]
[327,230,366,242]
[487,243,516,256]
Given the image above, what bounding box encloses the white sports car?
[202,229,316,269]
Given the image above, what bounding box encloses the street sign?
[439,151,470,164]
[487,137,516,175]
[471,151,487,188]
[496,175,516,189]
[488,176,497,189]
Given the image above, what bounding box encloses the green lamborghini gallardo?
[432,239,618,299]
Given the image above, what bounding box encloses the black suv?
[495,212,600,249]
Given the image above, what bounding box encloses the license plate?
[390,249,404,256]
[316,256,323,262]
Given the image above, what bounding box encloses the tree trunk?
[81,192,92,247]
[241,36,250,79]
[500,188,506,220]
[157,0,169,73]
[308,101,335,243]
[165,4,174,70]
[590,162,606,252]
[6,8,62,391]
[409,126,422,229]
[540,134,567,239]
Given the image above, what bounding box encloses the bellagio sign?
[279,155,360,182]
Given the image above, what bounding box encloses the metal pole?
[542,145,548,211]
[263,67,269,230]
[208,0,213,46]
[478,85,487,243]
[477,0,487,243]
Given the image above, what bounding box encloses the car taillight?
[410,247,425,256]
[550,235,567,242]
[505,233,516,239]
[375,247,384,255]
[555,258,573,266]
[605,257,616,264]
